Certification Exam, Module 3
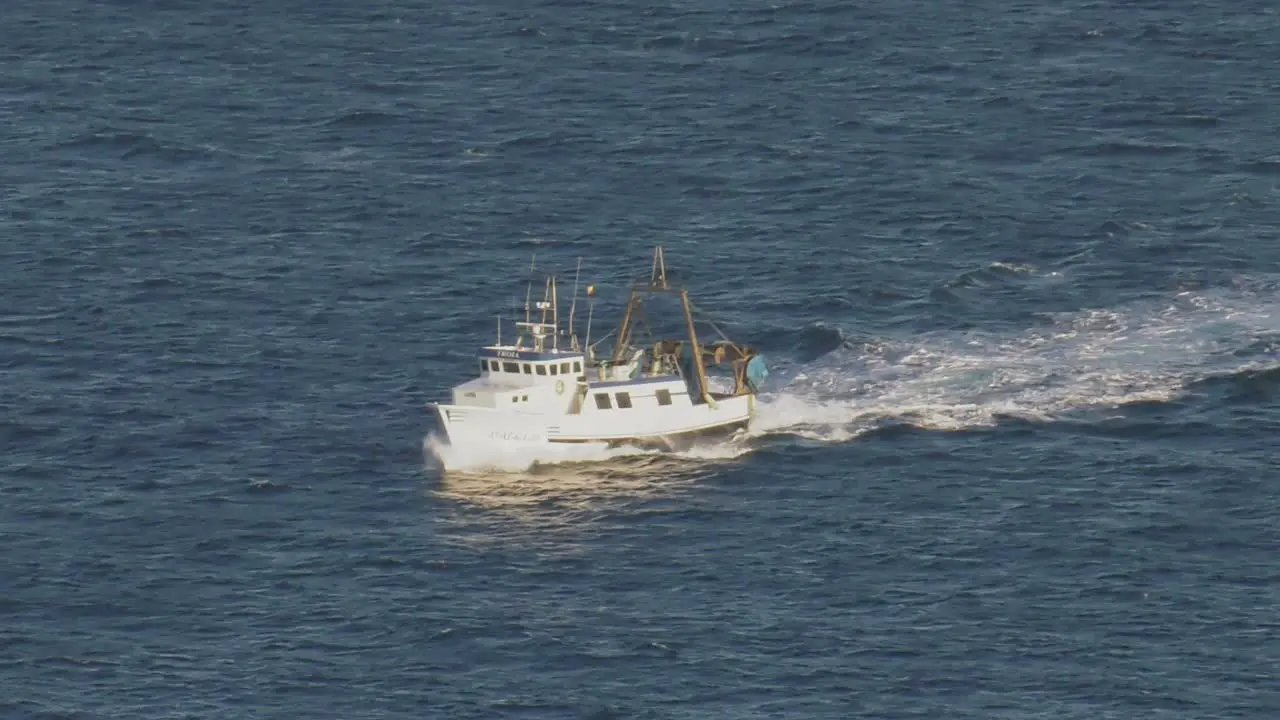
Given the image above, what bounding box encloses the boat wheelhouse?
[429,246,768,454]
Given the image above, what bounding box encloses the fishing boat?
[427,246,768,455]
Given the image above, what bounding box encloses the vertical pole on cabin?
[584,299,594,360]
[567,257,582,351]
[551,276,559,351]
[540,278,550,325]
[524,254,535,326]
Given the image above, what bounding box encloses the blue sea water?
[3,0,1279,717]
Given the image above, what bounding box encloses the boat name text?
[489,431,541,443]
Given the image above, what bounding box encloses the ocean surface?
[4,0,1279,717]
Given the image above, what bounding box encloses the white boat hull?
[431,393,754,454]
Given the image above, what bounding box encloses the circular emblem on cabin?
[555,379,565,395]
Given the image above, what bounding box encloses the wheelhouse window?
[560,362,571,374]
[479,360,487,372]
[615,392,632,409]
[656,389,672,406]
[573,361,582,373]
[550,364,559,375]
[490,360,500,371]
[535,365,547,376]
[502,361,519,373]
[522,363,532,374]
[594,393,612,410]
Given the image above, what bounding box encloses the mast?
[611,290,638,363]
[513,257,562,351]
[651,246,668,288]
[681,288,715,408]
[612,247,668,363]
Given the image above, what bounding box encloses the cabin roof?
[479,347,585,362]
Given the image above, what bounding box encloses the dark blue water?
[4,1,1279,717]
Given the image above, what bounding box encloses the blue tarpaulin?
[746,355,769,393]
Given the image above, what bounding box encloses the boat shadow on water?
[421,431,760,530]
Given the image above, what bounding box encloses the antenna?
[567,257,582,351]
[551,275,559,351]
[523,253,536,326]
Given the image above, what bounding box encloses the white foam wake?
[750,280,1280,442]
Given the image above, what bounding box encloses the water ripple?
[3,0,1279,718]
